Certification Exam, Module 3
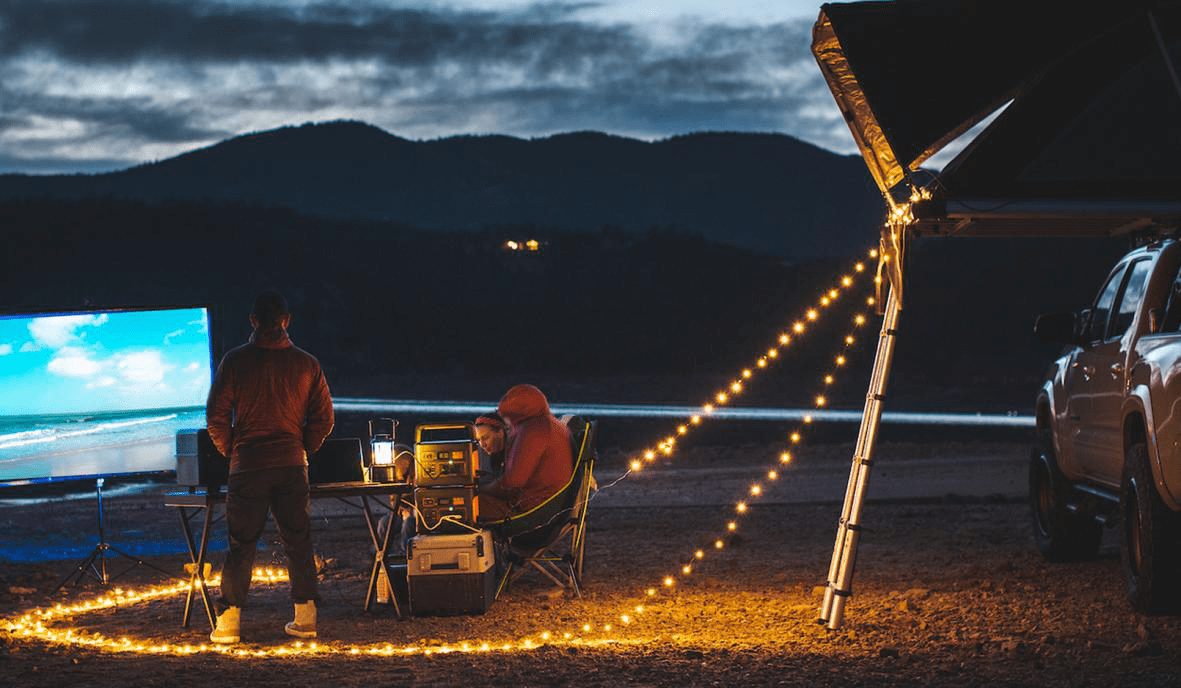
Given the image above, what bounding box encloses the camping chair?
[488,416,597,599]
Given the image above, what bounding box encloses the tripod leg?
[50,548,103,595]
[105,544,174,580]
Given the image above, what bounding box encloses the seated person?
[474,411,508,479]
[479,384,573,522]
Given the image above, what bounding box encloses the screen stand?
[52,478,173,593]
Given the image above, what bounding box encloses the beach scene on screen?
[0,308,213,483]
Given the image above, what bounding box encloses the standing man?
[206,291,334,644]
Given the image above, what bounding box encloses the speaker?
[309,437,364,485]
[175,428,228,488]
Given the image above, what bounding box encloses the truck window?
[1109,259,1152,338]
[1165,274,1181,331]
[1088,265,1126,341]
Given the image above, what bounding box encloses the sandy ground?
[2,439,1180,687]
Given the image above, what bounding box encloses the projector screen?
[0,306,214,485]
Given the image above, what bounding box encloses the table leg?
[178,507,198,629]
[195,503,216,630]
[378,496,403,618]
[178,503,217,631]
[361,495,402,617]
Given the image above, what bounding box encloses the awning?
[813,1,1181,236]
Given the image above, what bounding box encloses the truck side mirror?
[1149,308,1165,334]
[1035,311,1082,345]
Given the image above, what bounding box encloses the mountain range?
[0,121,885,260]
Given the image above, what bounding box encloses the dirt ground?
[2,439,1180,687]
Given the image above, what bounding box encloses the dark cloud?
[383,17,828,135]
[0,1,845,172]
[0,0,638,72]
[0,153,134,175]
[1,85,228,143]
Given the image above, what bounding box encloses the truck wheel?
[1029,445,1101,561]
[1120,442,1181,614]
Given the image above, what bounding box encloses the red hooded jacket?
[493,384,573,512]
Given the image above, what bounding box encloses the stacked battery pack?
[412,423,479,532]
[406,423,495,615]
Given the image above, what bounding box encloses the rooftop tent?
[814,0,1181,236]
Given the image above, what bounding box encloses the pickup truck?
[1034,239,1181,613]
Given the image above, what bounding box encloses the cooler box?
[407,530,496,616]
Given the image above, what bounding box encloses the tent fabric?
[813,1,1181,238]
[812,1,1127,195]
[939,5,1181,202]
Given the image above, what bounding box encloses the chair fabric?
[488,416,596,598]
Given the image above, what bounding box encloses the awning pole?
[1147,10,1181,106]
[818,258,902,630]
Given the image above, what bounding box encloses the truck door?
[1062,262,1127,477]
[1076,259,1152,480]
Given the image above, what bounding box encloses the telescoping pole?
[818,279,901,630]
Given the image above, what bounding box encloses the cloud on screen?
[47,346,103,378]
[27,313,109,349]
[114,349,173,387]
[0,343,12,356]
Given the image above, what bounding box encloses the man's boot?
[210,606,241,644]
[284,601,317,638]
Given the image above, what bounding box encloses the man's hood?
[249,327,292,349]
[498,384,551,426]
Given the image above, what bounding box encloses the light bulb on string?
[3,263,882,661]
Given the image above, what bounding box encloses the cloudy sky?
[0,0,860,174]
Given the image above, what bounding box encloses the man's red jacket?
[206,328,334,474]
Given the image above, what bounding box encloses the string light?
[2,248,882,661]
[609,278,876,645]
